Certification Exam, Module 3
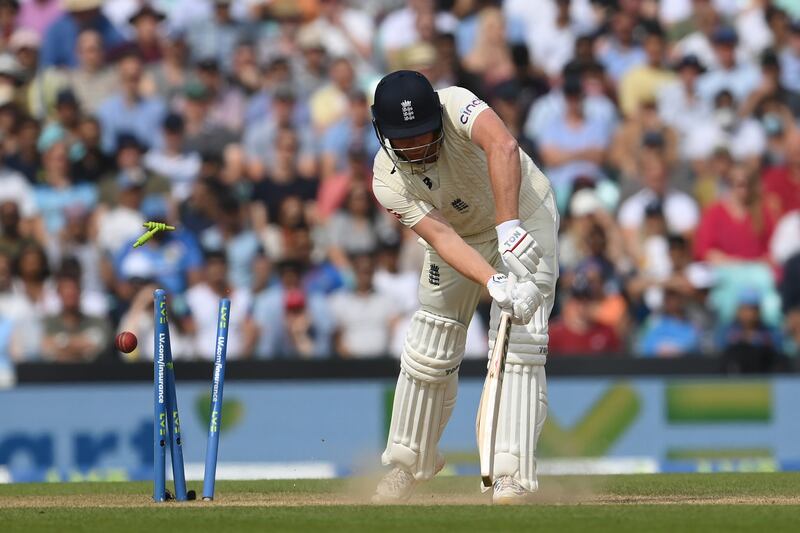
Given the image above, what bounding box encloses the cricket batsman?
[370,71,559,504]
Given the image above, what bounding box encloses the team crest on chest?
[401,100,414,121]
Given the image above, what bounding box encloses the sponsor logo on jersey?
[401,100,415,121]
[387,208,402,220]
[451,198,469,213]
[421,176,433,189]
[428,263,440,286]
[459,98,485,124]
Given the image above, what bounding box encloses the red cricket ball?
[115,331,138,353]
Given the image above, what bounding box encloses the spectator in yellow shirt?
[619,25,675,118]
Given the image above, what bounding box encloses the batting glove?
[486,273,543,323]
[497,220,542,279]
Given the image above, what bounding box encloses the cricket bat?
[476,309,512,489]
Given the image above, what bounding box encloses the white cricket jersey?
[372,86,553,245]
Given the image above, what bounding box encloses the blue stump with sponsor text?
[202,298,231,501]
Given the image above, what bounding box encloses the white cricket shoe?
[372,455,445,503]
[492,475,533,505]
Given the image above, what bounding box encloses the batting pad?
[382,310,466,480]
[487,302,549,491]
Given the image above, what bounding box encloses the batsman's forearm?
[488,141,521,224]
[431,230,496,286]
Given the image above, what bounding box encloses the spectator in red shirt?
[761,133,800,220]
[694,165,775,263]
[549,278,621,356]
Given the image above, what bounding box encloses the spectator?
[329,253,399,358]
[185,250,257,360]
[637,288,701,357]
[252,259,333,359]
[309,56,355,132]
[193,57,245,133]
[243,86,315,180]
[40,0,124,68]
[617,152,699,260]
[70,116,113,183]
[148,27,190,102]
[779,19,800,111]
[4,114,40,181]
[597,9,645,83]
[549,279,621,356]
[33,126,97,234]
[200,194,261,289]
[303,0,373,65]
[186,0,247,69]
[95,171,145,257]
[39,269,110,362]
[320,90,379,179]
[696,26,761,106]
[761,132,800,220]
[143,113,201,202]
[179,80,237,158]
[378,0,456,64]
[719,289,783,372]
[609,99,679,181]
[539,76,610,202]
[770,208,800,266]
[0,200,35,261]
[694,165,775,263]
[57,29,118,114]
[657,55,712,160]
[126,3,165,64]
[619,25,675,118]
[462,6,514,90]
[96,50,166,153]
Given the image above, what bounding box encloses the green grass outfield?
[1,473,799,532]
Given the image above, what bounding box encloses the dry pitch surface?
[1,473,799,532]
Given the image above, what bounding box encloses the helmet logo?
[401,100,415,121]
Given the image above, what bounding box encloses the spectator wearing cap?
[549,277,621,356]
[58,28,118,114]
[243,85,315,179]
[114,199,203,295]
[657,55,713,158]
[320,90,379,179]
[16,0,63,38]
[95,171,146,257]
[179,80,237,158]
[143,113,201,202]
[694,165,775,264]
[596,9,646,82]
[329,252,400,358]
[0,51,24,104]
[96,50,166,154]
[252,259,334,359]
[309,57,355,132]
[40,0,124,68]
[696,26,761,106]
[618,151,699,260]
[126,3,166,64]
[636,287,701,357]
[619,25,675,118]
[199,194,261,290]
[186,0,249,72]
[539,74,611,203]
[33,124,97,234]
[185,249,257,360]
[8,28,48,116]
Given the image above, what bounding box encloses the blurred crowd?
[0,0,798,368]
